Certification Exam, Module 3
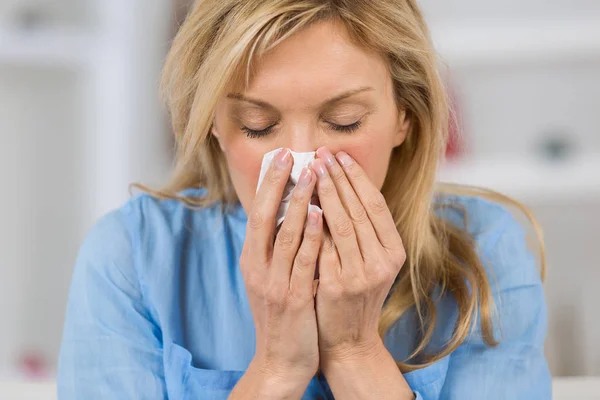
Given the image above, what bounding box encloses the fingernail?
[317,147,336,168]
[313,159,328,178]
[298,167,312,188]
[275,148,291,169]
[308,210,320,227]
[336,151,353,167]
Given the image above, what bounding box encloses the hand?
[310,147,407,366]
[239,148,323,388]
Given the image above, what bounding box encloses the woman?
[58,0,551,398]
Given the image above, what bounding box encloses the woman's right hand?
[232,148,323,398]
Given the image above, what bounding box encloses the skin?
[215,20,414,399]
[211,20,410,208]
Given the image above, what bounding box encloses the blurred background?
[0,0,598,395]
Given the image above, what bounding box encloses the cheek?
[344,140,393,191]
[339,112,399,190]
[222,140,264,211]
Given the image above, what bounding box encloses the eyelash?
[242,120,363,139]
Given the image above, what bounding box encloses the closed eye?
[329,120,362,134]
[242,120,363,139]
[241,124,276,139]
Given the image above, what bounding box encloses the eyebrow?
[226,86,375,110]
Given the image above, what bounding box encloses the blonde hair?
[139,0,546,372]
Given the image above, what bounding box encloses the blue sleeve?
[57,208,167,399]
[439,209,552,399]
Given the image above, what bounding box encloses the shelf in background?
[0,377,598,400]
[430,18,600,68]
[553,377,600,400]
[0,28,90,69]
[438,154,600,202]
[0,381,56,400]
[2,19,598,69]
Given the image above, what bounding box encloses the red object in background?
[18,352,49,379]
[445,79,465,161]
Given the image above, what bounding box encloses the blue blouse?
[57,188,551,399]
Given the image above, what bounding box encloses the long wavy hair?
[139,0,545,372]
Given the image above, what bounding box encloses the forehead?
[230,20,391,109]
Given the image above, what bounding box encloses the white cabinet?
[0,66,85,378]
[422,2,600,376]
[0,1,173,377]
[452,61,600,159]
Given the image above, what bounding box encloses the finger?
[311,158,362,268]
[335,151,401,252]
[316,147,379,257]
[247,148,292,260]
[271,167,317,285]
[289,209,323,294]
[317,227,342,283]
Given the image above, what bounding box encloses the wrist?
[245,358,314,399]
[319,340,414,400]
[320,337,385,371]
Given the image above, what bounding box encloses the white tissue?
[256,148,322,227]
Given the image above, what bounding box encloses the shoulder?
[429,195,550,387]
[100,187,228,243]
[434,193,513,237]
[434,193,543,292]
[78,188,226,276]
[120,187,221,234]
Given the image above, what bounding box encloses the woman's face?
[212,20,410,214]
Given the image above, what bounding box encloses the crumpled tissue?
[256,148,322,227]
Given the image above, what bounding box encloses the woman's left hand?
[310,147,407,366]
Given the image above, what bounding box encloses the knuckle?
[348,202,369,224]
[265,286,287,308]
[368,192,388,215]
[333,216,354,238]
[267,167,285,185]
[288,288,311,308]
[396,234,406,252]
[322,280,345,299]
[248,209,265,230]
[329,167,346,182]
[385,239,406,266]
[275,225,296,249]
[386,265,401,282]
[394,248,407,267]
[289,191,306,208]
[347,276,369,295]
[295,250,314,269]
[319,181,337,197]
[304,228,321,246]
[374,264,397,284]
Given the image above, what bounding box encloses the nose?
[285,136,317,153]
[283,127,327,153]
